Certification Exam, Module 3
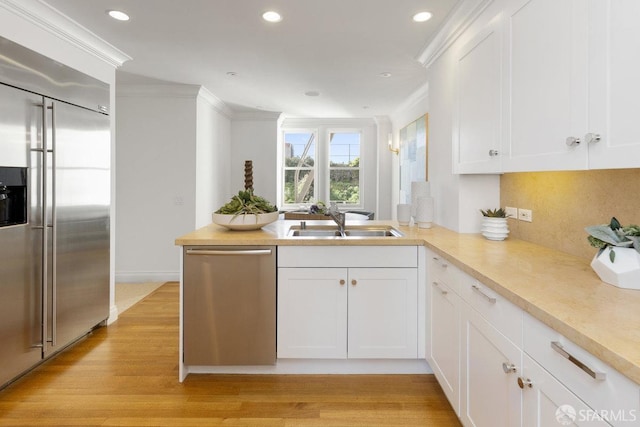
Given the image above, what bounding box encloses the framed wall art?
[399,114,428,203]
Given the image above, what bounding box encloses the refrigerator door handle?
[48,101,57,347]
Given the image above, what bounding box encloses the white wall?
[195,91,232,228]
[230,113,281,204]
[115,83,232,282]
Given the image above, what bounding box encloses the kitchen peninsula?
[176,219,640,423]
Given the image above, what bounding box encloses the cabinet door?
[522,354,611,427]
[454,13,503,174]
[461,303,522,427]
[428,279,461,415]
[588,0,640,169]
[502,0,589,172]
[347,268,417,359]
[277,268,347,358]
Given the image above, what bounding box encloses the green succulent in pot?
[585,217,640,262]
[480,208,508,218]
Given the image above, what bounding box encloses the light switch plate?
[518,208,533,222]
[505,207,518,219]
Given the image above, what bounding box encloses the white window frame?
[279,122,367,211]
[325,128,363,208]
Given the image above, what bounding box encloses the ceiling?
[44,0,460,117]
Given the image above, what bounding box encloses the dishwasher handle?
[186,248,273,256]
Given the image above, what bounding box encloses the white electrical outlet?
[518,208,532,222]
[505,207,518,219]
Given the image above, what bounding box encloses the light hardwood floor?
[0,282,461,427]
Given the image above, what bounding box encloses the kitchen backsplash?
[501,169,640,260]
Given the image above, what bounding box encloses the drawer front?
[459,277,523,347]
[278,245,417,268]
[428,252,460,294]
[524,313,640,425]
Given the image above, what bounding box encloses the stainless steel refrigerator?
[0,36,110,389]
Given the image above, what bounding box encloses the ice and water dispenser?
[0,167,27,227]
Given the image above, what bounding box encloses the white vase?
[416,196,434,229]
[590,247,640,290]
[481,217,509,241]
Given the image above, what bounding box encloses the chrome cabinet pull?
[471,284,496,304]
[585,133,601,144]
[565,136,581,146]
[551,341,606,381]
[502,362,516,374]
[432,256,448,268]
[488,149,499,157]
[432,281,448,296]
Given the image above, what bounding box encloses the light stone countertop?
[175,219,640,385]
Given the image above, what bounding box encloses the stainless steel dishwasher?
[183,246,276,365]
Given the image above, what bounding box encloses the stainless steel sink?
[287,225,403,238]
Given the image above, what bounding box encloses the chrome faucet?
[327,202,346,237]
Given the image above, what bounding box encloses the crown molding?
[390,82,429,123]
[232,111,282,122]
[197,86,234,119]
[116,84,202,99]
[0,0,131,68]
[416,0,493,69]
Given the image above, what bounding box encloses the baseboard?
[115,271,179,283]
[107,304,119,325]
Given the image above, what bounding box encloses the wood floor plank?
[0,282,460,426]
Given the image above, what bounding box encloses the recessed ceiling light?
[226,71,238,77]
[107,10,130,21]
[262,11,282,23]
[304,91,320,97]
[379,72,392,78]
[412,11,432,22]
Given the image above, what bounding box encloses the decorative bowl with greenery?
[213,190,279,230]
[586,217,640,262]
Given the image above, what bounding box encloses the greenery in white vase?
[586,217,640,262]
[480,208,508,218]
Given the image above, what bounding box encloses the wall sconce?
[388,133,399,155]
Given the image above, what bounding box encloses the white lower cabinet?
[460,302,522,427]
[521,353,611,427]
[277,246,419,360]
[426,250,639,427]
[277,267,347,359]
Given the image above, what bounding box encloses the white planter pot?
[481,217,509,241]
[590,247,640,290]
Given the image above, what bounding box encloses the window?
[283,131,316,204]
[329,132,360,204]
[280,126,364,209]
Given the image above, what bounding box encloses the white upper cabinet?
[453,13,503,174]
[502,0,589,172]
[588,0,640,169]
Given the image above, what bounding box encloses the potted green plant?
[479,208,509,241]
[212,189,279,230]
[586,217,640,290]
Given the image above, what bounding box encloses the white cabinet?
[277,267,347,359]
[588,0,640,169]
[277,246,418,360]
[501,0,640,171]
[502,0,589,172]
[427,251,461,414]
[521,353,611,427]
[460,295,522,427]
[454,12,503,174]
[348,268,418,358]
